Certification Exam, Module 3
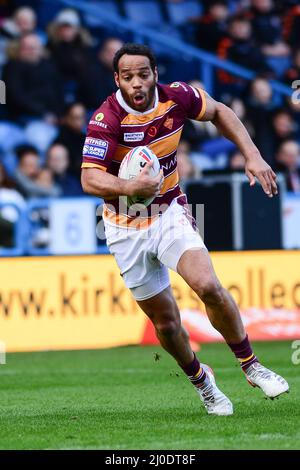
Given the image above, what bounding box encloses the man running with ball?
[81,44,289,416]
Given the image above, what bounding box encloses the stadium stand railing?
[0,197,108,256]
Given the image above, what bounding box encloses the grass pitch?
[0,341,298,450]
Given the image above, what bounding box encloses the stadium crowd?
[1,0,300,248]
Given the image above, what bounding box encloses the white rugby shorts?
[104,196,205,301]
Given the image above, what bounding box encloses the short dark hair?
[15,144,39,161]
[113,43,156,73]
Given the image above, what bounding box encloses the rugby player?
[81,44,289,416]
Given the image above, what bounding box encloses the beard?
[121,81,156,112]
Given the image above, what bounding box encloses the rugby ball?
[118,146,161,208]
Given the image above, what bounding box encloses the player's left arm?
[200,92,277,198]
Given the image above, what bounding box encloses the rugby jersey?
[81,81,206,228]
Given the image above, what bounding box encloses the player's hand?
[245,155,278,198]
[129,161,164,198]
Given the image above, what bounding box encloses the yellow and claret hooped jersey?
[81,81,206,228]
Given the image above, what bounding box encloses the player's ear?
[154,66,158,83]
[114,72,120,88]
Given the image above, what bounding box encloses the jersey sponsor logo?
[170,82,188,92]
[83,137,108,160]
[89,120,108,129]
[95,112,104,121]
[148,126,157,137]
[160,155,177,172]
[164,117,173,130]
[124,132,144,142]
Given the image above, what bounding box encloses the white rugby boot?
[196,364,233,416]
[245,362,289,399]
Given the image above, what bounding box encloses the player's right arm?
[81,110,162,199]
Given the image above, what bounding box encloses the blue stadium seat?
[0,122,26,152]
[83,0,121,27]
[123,0,165,27]
[165,0,202,26]
[24,121,58,156]
[191,151,228,171]
[201,137,236,157]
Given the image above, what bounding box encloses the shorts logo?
[95,112,104,121]
[124,132,144,142]
[83,137,108,160]
[148,126,157,137]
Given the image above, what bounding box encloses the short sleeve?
[168,81,206,121]
[81,106,119,171]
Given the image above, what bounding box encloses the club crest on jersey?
[164,117,173,130]
[124,132,144,142]
[148,126,157,137]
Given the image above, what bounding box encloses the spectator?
[13,6,37,36]
[195,1,229,53]
[217,16,272,93]
[245,0,287,51]
[47,9,93,83]
[271,109,298,153]
[247,77,277,164]
[217,16,269,73]
[240,1,290,80]
[35,168,61,194]
[14,145,61,198]
[0,6,37,38]
[78,37,124,110]
[228,97,253,135]
[0,162,25,247]
[177,141,199,182]
[0,6,37,63]
[276,140,300,192]
[54,103,87,178]
[46,143,83,196]
[2,33,63,120]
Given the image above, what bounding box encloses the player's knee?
[155,316,181,338]
[195,279,224,305]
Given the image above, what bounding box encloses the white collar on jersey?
[116,87,159,115]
